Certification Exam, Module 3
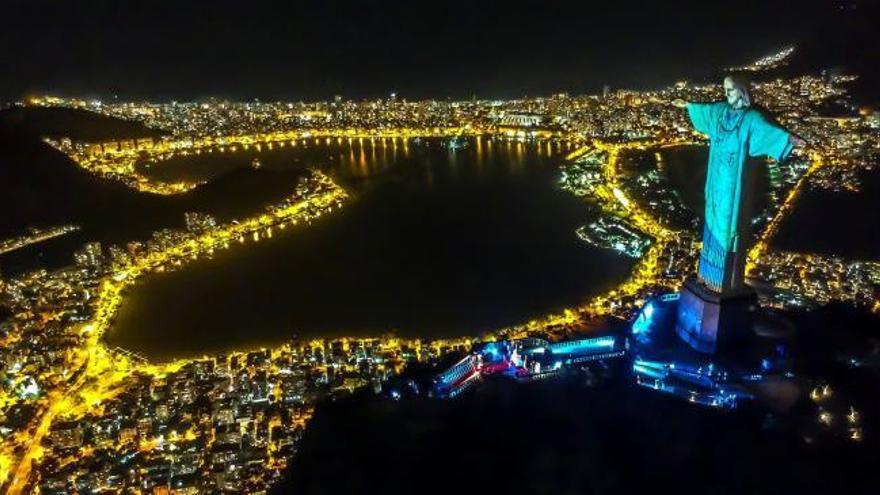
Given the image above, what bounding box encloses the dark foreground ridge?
[274,304,880,495]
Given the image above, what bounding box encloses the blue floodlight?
[632,301,655,336]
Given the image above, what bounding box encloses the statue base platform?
[674,276,758,354]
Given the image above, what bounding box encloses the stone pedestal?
[675,276,757,354]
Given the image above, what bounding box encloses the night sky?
[0,0,869,102]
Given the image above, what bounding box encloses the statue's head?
[723,74,751,109]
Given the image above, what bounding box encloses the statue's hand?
[672,99,687,109]
[789,135,808,148]
[790,136,819,160]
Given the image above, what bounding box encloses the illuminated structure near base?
[675,77,798,353]
[433,355,480,398]
[432,334,628,398]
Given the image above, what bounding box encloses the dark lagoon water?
[107,138,637,360]
[773,170,880,259]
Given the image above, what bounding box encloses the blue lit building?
[546,334,627,365]
[474,341,513,364]
[431,332,630,398]
[433,355,480,398]
[510,333,628,382]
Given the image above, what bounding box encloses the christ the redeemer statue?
[671,75,805,352]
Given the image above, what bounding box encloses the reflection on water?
[110,138,629,361]
[139,135,568,187]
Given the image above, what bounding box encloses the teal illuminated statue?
[673,75,805,294]
[671,75,805,353]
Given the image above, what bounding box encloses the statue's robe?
[686,101,793,293]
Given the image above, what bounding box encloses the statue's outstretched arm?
[749,112,795,162]
[683,102,721,136]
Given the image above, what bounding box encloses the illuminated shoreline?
[0,225,80,256]
[46,127,579,194]
[3,170,348,493]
